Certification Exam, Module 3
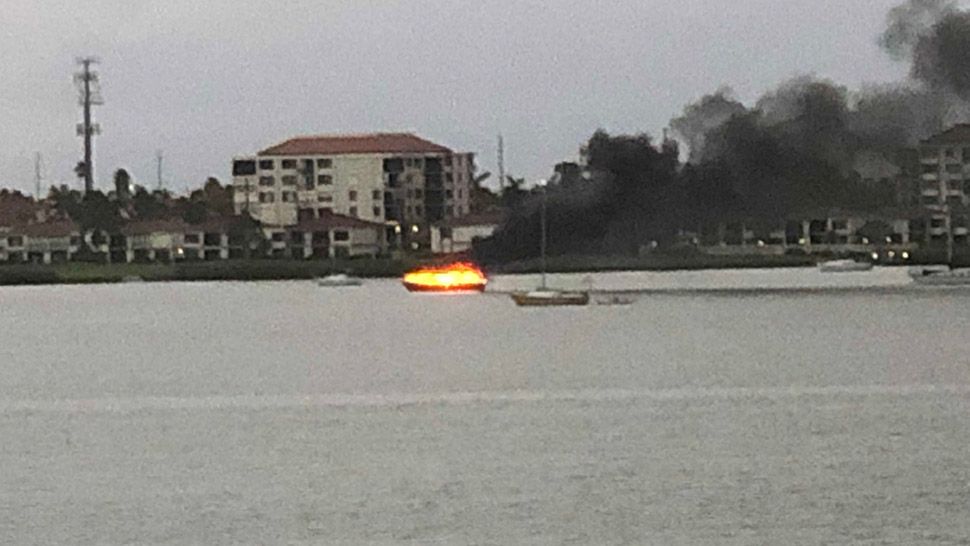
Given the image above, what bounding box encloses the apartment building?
[917,124,970,245]
[430,211,504,254]
[1,221,81,264]
[232,133,476,249]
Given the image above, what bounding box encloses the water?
[1,268,969,544]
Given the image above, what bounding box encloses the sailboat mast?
[540,181,547,289]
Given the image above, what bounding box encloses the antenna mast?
[497,134,505,193]
[74,56,103,193]
[34,152,42,198]
[156,150,164,190]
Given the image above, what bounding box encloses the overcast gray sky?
[1,0,915,195]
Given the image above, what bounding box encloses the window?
[290,231,305,244]
[259,192,275,203]
[415,189,423,198]
[70,236,81,246]
[458,189,464,199]
[204,233,221,246]
[317,174,333,185]
[946,148,957,159]
[233,160,256,176]
[259,159,274,170]
[333,230,350,242]
[281,159,297,169]
[922,164,938,174]
[317,158,333,169]
[349,190,357,201]
[258,176,275,186]
[317,207,331,216]
[373,207,381,217]
[184,233,200,244]
[445,173,453,183]
[281,175,297,185]
[947,164,962,174]
[271,232,285,242]
[964,148,970,160]
[318,194,333,203]
[282,192,296,203]
[372,190,381,200]
[415,205,423,216]
[349,206,358,216]
[7,236,23,247]
[446,189,454,198]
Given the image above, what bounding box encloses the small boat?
[818,259,873,273]
[316,273,363,287]
[909,266,970,286]
[594,293,636,306]
[402,262,487,292]
[511,289,590,307]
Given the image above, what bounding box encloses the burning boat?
[402,262,488,293]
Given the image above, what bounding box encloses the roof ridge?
[288,132,417,141]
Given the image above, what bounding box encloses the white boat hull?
[316,275,363,287]
[818,260,873,273]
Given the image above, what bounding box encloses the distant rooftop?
[921,124,970,146]
[259,133,453,156]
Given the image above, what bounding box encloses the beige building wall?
[233,149,477,230]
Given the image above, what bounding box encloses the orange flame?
[402,262,488,292]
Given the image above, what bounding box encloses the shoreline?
[0,252,944,287]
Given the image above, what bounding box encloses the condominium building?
[917,124,970,244]
[232,133,476,248]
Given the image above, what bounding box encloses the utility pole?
[33,152,42,198]
[74,57,103,193]
[156,150,163,191]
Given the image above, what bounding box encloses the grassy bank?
[0,248,960,286]
[0,258,423,286]
[491,252,817,275]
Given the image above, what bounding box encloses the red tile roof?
[9,220,79,238]
[122,219,190,236]
[259,133,453,156]
[294,210,384,231]
[921,124,970,145]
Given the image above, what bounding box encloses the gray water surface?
[1,271,968,544]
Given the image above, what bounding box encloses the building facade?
[917,124,970,246]
[232,133,476,249]
[430,211,504,254]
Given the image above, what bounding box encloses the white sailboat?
[511,177,590,307]
[315,253,363,287]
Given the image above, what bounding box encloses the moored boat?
[511,289,589,307]
[316,273,363,287]
[909,266,970,286]
[594,293,636,306]
[818,259,873,273]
